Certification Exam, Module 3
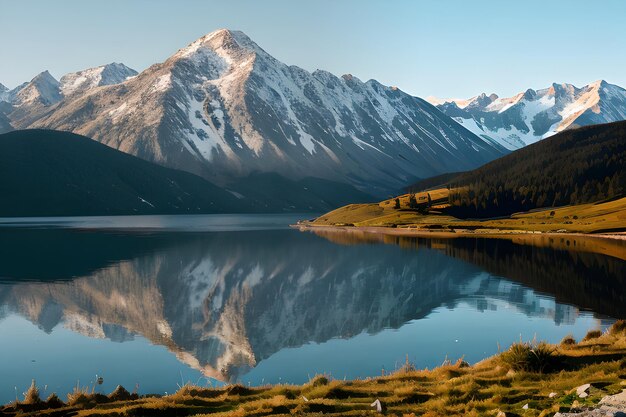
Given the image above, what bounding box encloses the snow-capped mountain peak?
[17,29,506,195]
[172,29,264,68]
[429,80,626,150]
[59,63,138,96]
[466,92,498,109]
[14,70,61,107]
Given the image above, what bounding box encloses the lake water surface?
[0,214,624,404]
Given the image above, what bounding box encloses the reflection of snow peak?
[3,232,611,382]
[458,273,579,325]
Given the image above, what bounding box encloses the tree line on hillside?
[443,121,626,218]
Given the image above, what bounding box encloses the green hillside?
[445,121,626,218]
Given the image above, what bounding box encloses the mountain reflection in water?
[0,224,623,391]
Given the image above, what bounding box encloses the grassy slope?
[4,325,626,416]
[311,196,626,234]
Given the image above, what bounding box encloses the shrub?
[560,334,577,346]
[308,375,329,387]
[501,341,556,373]
[45,393,65,408]
[173,383,223,400]
[582,329,603,341]
[23,380,42,405]
[455,358,470,368]
[108,385,132,401]
[609,320,626,336]
[67,386,92,407]
[397,354,417,373]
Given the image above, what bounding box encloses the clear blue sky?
[1,0,625,98]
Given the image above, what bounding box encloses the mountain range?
[0,29,506,197]
[428,80,626,150]
[2,29,625,206]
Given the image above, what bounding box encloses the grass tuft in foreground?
[500,340,557,373]
[22,380,41,405]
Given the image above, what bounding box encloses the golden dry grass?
[311,196,626,235]
[3,327,626,417]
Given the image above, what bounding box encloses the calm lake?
[0,214,624,404]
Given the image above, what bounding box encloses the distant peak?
[547,82,571,95]
[99,62,138,76]
[104,62,135,71]
[522,88,536,100]
[471,92,496,107]
[31,70,59,85]
[34,70,53,79]
[589,79,608,88]
[59,62,137,96]
[341,74,363,84]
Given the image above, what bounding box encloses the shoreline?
[293,223,626,241]
[293,224,626,261]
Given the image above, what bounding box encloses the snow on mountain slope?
[26,29,506,194]
[0,83,9,102]
[2,63,138,133]
[425,95,481,109]
[429,81,626,150]
[12,70,61,107]
[60,63,138,96]
[5,71,63,128]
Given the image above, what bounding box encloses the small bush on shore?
[560,334,577,346]
[108,385,134,401]
[501,341,555,372]
[45,393,65,408]
[67,386,92,407]
[609,320,626,336]
[308,375,329,387]
[582,329,603,341]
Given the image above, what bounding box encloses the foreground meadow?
[3,322,626,416]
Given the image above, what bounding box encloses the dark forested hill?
[0,129,246,217]
[444,121,626,218]
[0,129,375,217]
